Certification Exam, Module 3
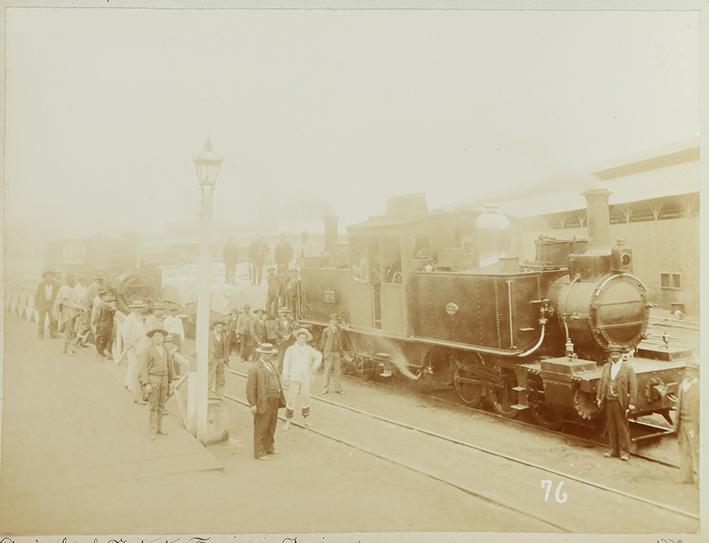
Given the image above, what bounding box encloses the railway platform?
[1,314,558,534]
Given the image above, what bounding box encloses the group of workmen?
[35,270,120,359]
[596,344,700,486]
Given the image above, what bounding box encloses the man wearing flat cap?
[139,328,175,440]
[676,359,700,485]
[246,343,285,459]
[35,271,59,339]
[209,320,230,398]
[282,328,322,429]
[596,344,637,461]
[320,313,346,394]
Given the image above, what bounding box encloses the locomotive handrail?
[312,320,548,359]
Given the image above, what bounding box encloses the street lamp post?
[194,136,223,443]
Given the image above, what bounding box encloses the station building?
[456,146,700,316]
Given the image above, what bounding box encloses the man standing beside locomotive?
[676,360,700,485]
[282,328,322,429]
[246,343,285,459]
[596,345,637,461]
[321,313,345,394]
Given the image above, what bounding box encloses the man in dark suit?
[676,360,700,485]
[139,328,175,440]
[35,271,59,339]
[246,343,285,460]
[208,320,230,397]
[274,234,294,271]
[249,235,269,286]
[320,313,345,394]
[596,345,638,461]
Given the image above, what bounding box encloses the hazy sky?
[5,8,699,241]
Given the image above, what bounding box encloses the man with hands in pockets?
[281,328,322,429]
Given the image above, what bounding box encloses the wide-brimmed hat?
[254,309,265,315]
[292,327,313,341]
[211,320,227,328]
[146,328,169,338]
[255,342,278,354]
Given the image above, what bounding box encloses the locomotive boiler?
[298,188,686,431]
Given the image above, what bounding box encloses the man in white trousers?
[281,327,322,429]
[124,302,147,404]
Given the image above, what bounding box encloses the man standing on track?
[281,328,322,429]
[596,344,637,461]
[676,359,700,485]
[320,313,345,395]
[246,343,285,460]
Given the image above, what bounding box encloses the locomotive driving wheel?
[486,366,519,418]
[451,353,485,408]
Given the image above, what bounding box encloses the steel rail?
[222,391,571,533]
[225,368,697,522]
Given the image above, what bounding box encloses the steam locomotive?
[44,235,162,313]
[298,189,686,430]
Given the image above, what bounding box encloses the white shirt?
[44,284,54,300]
[163,315,185,340]
[282,343,323,382]
[610,361,622,380]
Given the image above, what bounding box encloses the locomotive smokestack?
[323,214,339,255]
[583,188,612,251]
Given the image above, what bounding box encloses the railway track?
[371,376,680,468]
[223,367,697,532]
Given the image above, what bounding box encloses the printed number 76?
[541,480,568,503]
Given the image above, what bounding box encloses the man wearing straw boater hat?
[139,327,175,440]
[246,342,285,459]
[282,327,322,429]
[676,358,700,485]
[596,344,637,461]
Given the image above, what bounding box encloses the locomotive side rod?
[225,367,697,522]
